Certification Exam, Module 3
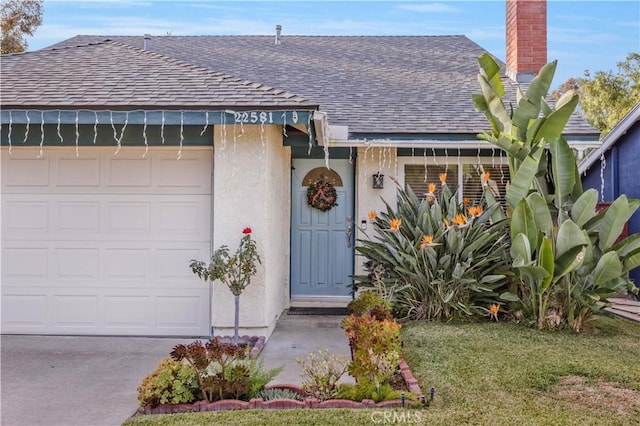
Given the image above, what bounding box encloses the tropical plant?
[170,339,281,402]
[190,227,261,343]
[473,53,640,331]
[297,349,349,401]
[355,181,511,321]
[137,358,199,408]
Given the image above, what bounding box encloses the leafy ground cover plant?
[473,53,640,331]
[297,349,348,401]
[255,388,304,401]
[170,339,281,402]
[356,181,510,321]
[137,358,200,408]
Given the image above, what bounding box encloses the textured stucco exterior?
[354,146,399,277]
[211,125,290,339]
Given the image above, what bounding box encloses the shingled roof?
[0,41,315,110]
[40,35,598,137]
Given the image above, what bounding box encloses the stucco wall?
[212,125,289,339]
[354,146,399,277]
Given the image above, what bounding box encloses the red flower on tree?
[242,227,252,234]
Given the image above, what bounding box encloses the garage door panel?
[107,202,151,233]
[1,294,47,327]
[4,247,48,279]
[105,249,150,280]
[3,241,210,287]
[2,194,210,242]
[54,248,99,280]
[2,155,50,187]
[3,200,49,232]
[53,294,99,327]
[107,157,152,187]
[2,147,212,194]
[1,147,212,336]
[104,295,151,328]
[56,157,101,187]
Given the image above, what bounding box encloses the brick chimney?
[506,0,547,83]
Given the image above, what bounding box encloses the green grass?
[123,314,640,426]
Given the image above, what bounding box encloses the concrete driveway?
[1,335,192,426]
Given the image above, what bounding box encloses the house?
[0,0,599,338]
[579,102,640,292]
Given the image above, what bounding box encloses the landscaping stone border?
[137,356,424,415]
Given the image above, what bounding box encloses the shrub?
[347,291,391,317]
[297,349,348,401]
[341,314,401,391]
[137,358,199,408]
[170,339,282,402]
[256,388,304,401]
[355,183,511,321]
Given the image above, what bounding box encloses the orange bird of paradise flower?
[390,218,402,232]
[489,304,500,321]
[368,210,377,220]
[452,213,468,226]
[428,182,436,194]
[468,206,484,216]
[482,171,491,185]
[462,197,470,206]
[439,173,447,184]
[420,235,433,249]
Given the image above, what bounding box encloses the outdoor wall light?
[372,172,384,189]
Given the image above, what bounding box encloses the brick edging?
[137,356,423,415]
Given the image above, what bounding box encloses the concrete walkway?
[607,296,640,322]
[259,312,353,385]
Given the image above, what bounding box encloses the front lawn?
[124,314,640,425]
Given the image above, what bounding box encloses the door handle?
[346,216,353,248]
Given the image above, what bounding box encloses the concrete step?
[276,313,345,329]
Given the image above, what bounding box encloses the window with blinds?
[405,163,509,206]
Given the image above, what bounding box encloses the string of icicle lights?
[1,108,310,160]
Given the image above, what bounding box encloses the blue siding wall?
[583,121,640,288]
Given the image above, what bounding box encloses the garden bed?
[136,356,423,415]
[212,335,266,358]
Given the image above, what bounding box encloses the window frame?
[397,155,510,203]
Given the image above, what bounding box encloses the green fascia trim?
[1,124,213,147]
[0,109,314,127]
[291,145,353,159]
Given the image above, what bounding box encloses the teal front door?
[291,159,354,298]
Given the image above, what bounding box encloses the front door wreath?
[307,178,338,212]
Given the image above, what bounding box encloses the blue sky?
[27,0,639,87]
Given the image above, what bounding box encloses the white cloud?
[397,3,460,13]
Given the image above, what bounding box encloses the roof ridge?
[102,40,309,104]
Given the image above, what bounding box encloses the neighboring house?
[0,0,599,338]
[580,102,640,291]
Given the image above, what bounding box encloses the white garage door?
[1,147,212,336]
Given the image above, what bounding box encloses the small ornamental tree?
[190,228,261,343]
